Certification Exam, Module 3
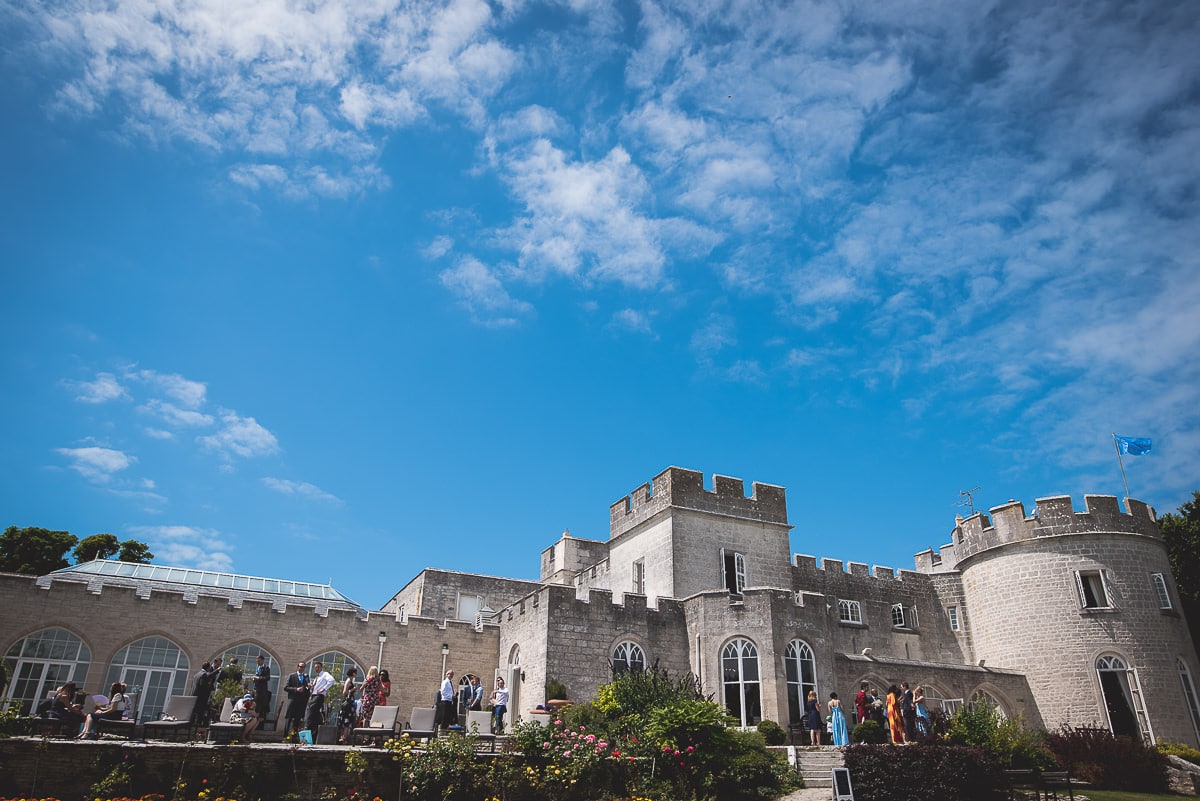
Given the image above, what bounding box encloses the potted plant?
[545,677,570,710]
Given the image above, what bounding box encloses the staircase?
[791,745,844,790]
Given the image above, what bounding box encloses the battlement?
[609,466,788,539]
[793,554,919,582]
[947,494,1159,563]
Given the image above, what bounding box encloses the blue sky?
[2,0,1197,611]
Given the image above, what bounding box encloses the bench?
[143,695,196,741]
[1006,768,1086,800]
[352,705,399,746]
[402,707,436,741]
[466,710,497,752]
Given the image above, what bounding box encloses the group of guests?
[437,669,509,735]
[189,655,274,740]
[801,681,930,747]
[854,681,930,744]
[41,680,130,739]
[278,661,394,743]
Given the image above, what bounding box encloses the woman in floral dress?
[358,665,383,727]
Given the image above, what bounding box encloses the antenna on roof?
[957,487,982,515]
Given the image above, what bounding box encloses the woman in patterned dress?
[358,665,382,728]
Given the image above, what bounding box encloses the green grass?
[1077,791,1187,801]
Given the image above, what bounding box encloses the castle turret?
[949,494,1199,745]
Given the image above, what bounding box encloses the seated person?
[77,681,128,739]
[50,681,86,734]
[232,693,260,740]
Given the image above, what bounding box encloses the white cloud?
[608,309,655,336]
[128,525,234,572]
[199,412,280,459]
[423,235,455,259]
[140,399,215,428]
[67,372,129,404]
[143,427,174,440]
[262,477,343,504]
[56,446,136,482]
[129,369,207,408]
[438,255,532,325]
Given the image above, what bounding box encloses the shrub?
[1159,739,1200,767]
[843,743,1006,801]
[1046,725,1168,792]
[851,720,886,744]
[756,719,787,746]
[710,729,800,800]
[546,677,569,700]
[944,704,1055,769]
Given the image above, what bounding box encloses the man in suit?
[901,682,917,741]
[283,662,309,737]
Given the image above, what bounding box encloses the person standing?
[900,682,917,741]
[306,661,335,737]
[913,685,930,736]
[437,669,456,730]
[337,667,359,743]
[829,691,849,746]
[803,689,822,746]
[379,669,391,702]
[854,681,869,725]
[190,661,215,725]
[886,685,905,744]
[467,675,484,711]
[283,662,309,737]
[490,676,509,734]
[358,666,382,728]
[253,655,272,724]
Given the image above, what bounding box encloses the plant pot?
[546,699,572,710]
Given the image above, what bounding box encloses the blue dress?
[830,701,849,746]
[804,698,822,730]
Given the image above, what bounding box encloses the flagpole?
[1113,432,1131,500]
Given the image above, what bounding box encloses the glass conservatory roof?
[50,559,360,607]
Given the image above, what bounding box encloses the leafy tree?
[1160,491,1200,659]
[0,526,77,575]
[117,539,154,563]
[73,533,121,562]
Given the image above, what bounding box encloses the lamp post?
[377,630,387,668]
[441,643,449,677]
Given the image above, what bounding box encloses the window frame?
[838,599,862,625]
[632,559,645,595]
[721,549,746,595]
[720,637,761,727]
[947,605,960,631]
[1151,573,1172,610]
[783,639,817,725]
[1076,570,1113,610]
[891,603,918,629]
[611,641,646,674]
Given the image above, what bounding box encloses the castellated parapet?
[609,467,787,539]
[951,494,1159,565]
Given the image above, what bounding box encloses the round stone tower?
[954,494,1200,746]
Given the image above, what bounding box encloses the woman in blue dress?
[804,690,822,745]
[829,691,849,746]
[914,684,930,736]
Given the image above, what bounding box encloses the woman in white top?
[490,676,510,734]
[77,682,127,739]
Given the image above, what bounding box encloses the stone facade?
[2,465,1198,748]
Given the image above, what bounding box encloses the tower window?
[1076,570,1111,609]
[722,549,746,595]
[1152,573,1172,609]
[632,559,645,595]
[947,605,960,631]
[891,603,918,629]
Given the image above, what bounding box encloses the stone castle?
[3,466,1198,747]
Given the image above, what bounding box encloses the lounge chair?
[466,710,497,752]
[143,695,196,741]
[95,693,138,739]
[207,698,244,743]
[351,705,399,746]
[403,707,436,741]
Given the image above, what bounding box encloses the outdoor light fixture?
[441,642,450,676]
[377,630,387,668]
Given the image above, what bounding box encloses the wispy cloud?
[199,412,280,459]
[140,399,215,428]
[128,525,234,572]
[438,255,532,326]
[56,446,136,483]
[66,372,129,404]
[262,477,343,505]
[129,369,208,408]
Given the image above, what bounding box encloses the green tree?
[0,526,77,575]
[73,533,121,562]
[117,539,154,563]
[1160,491,1200,659]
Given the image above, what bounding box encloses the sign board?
[832,767,854,800]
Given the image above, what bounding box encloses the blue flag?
[1115,436,1152,456]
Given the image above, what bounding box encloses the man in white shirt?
[306,661,335,736]
[437,669,456,730]
[490,676,509,734]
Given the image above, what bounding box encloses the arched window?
[104,635,189,723]
[219,643,281,716]
[310,650,362,683]
[969,689,1007,720]
[721,638,761,727]
[612,641,646,674]
[2,627,92,714]
[784,640,817,724]
[838,600,862,624]
[1097,654,1152,741]
[1179,659,1200,745]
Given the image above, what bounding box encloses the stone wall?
[379,569,540,625]
[0,573,500,726]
